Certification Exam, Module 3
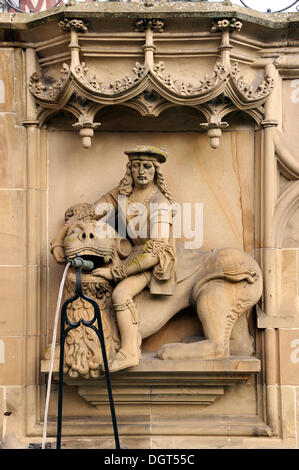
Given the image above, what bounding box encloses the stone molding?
[41,354,261,408]
[28,16,275,149]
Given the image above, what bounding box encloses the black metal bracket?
[56,259,120,449]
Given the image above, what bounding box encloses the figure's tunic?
[98,187,176,295]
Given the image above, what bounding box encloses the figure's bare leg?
[105,273,150,372]
[157,280,233,360]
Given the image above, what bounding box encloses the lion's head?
[63,220,132,270]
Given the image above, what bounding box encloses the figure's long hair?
[118,161,173,203]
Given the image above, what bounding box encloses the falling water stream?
[42,262,71,449]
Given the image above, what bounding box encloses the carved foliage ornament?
[230,63,274,102]
[29,60,273,110]
[134,18,165,33]
[29,63,70,103]
[211,18,243,33]
[73,62,147,95]
[130,87,168,117]
[152,62,228,97]
[28,16,274,142]
[59,18,88,33]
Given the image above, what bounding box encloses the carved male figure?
[51,146,176,372]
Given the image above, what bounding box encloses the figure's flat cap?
[124,146,167,163]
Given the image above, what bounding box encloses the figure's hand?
[65,203,95,222]
[92,267,113,281]
[52,246,66,264]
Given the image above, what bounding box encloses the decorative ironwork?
[239,0,299,13]
[57,257,120,450]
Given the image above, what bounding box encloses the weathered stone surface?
[278,329,299,386]
[0,190,26,265]
[0,338,24,386]
[0,267,25,337]
[0,49,15,112]
[0,115,26,189]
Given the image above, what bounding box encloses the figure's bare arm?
[92,205,172,281]
[113,233,171,278]
[92,251,160,281]
[92,232,170,281]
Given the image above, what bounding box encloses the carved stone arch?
[194,104,213,123]
[272,181,299,247]
[93,102,206,132]
[151,103,207,124]
[88,103,105,122]
[124,99,176,118]
[216,104,237,122]
[93,103,145,126]
[222,107,262,127]
[237,108,263,126]
[98,95,207,120]
[39,106,80,128]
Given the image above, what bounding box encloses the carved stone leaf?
[231,62,274,101]
[134,18,165,33]
[29,63,70,102]
[153,61,228,96]
[59,18,88,33]
[211,17,243,33]
[73,61,147,96]
[131,87,168,116]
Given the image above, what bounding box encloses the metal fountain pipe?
[69,256,95,271]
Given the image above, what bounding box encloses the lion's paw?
[156,339,228,361]
[156,343,188,360]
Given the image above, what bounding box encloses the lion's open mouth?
[66,250,114,270]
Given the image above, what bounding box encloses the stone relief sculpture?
[50,146,263,377]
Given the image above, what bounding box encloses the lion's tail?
[190,249,261,308]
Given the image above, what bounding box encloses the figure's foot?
[104,349,140,373]
[156,340,228,361]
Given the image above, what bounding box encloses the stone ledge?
[257,312,299,328]
[41,352,261,375]
[0,3,299,30]
[43,414,273,439]
[41,353,260,407]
